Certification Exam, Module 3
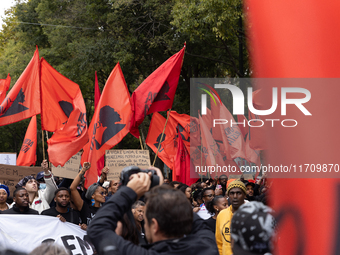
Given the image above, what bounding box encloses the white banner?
[0,215,95,254]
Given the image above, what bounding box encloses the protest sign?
[0,153,16,165]
[105,150,151,180]
[0,164,41,195]
[0,215,94,254]
[52,153,81,179]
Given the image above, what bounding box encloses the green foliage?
[0,0,249,164]
[172,0,243,41]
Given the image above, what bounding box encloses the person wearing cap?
[70,162,107,228]
[230,202,275,255]
[0,184,10,211]
[15,159,58,213]
[215,180,247,255]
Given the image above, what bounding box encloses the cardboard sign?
[105,150,151,180]
[0,164,41,196]
[0,153,17,166]
[52,153,81,179]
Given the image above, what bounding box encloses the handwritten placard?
[0,153,17,166]
[51,153,81,179]
[0,164,41,196]
[105,150,151,180]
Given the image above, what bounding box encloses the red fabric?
[16,115,37,166]
[0,74,11,104]
[199,115,225,169]
[248,90,267,150]
[173,134,199,186]
[40,59,80,132]
[40,58,88,167]
[246,0,340,254]
[190,116,200,148]
[201,108,212,133]
[211,94,246,160]
[0,49,40,126]
[237,115,248,139]
[245,133,260,167]
[94,71,101,109]
[145,112,174,169]
[82,63,132,188]
[94,71,104,176]
[168,111,190,152]
[130,46,185,138]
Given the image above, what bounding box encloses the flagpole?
[200,124,203,183]
[42,129,45,160]
[152,109,171,166]
[139,136,144,150]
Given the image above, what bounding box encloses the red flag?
[94,71,104,176]
[245,133,260,167]
[145,112,174,169]
[40,58,88,167]
[168,111,190,152]
[16,116,37,166]
[199,115,225,171]
[246,0,340,254]
[248,90,267,150]
[201,108,213,133]
[130,45,185,137]
[82,63,132,188]
[174,134,199,186]
[190,116,201,148]
[0,74,11,104]
[160,111,190,168]
[210,94,246,160]
[94,71,101,109]
[0,49,40,126]
[237,115,248,139]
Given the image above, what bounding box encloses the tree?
[0,0,249,168]
[171,0,250,91]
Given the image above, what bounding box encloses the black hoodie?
[87,186,219,255]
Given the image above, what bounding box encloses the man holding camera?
[87,166,219,255]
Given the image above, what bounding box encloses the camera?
[120,166,160,189]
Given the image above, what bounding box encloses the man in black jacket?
[88,168,219,255]
[2,188,39,215]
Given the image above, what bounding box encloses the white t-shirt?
[196,203,213,220]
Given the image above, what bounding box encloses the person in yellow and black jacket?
[215,180,247,255]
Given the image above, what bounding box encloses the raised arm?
[98,166,109,185]
[41,160,58,204]
[87,173,151,255]
[70,162,90,211]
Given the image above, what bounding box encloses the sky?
[0,0,16,29]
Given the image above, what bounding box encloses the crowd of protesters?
[0,160,275,255]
